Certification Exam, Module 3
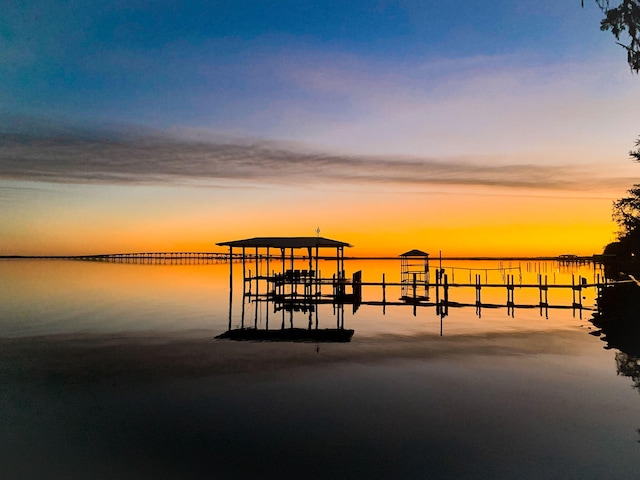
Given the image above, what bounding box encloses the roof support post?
[242,247,246,280]
[266,246,270,281]
[228,246,233,331]
[255,246,259,299]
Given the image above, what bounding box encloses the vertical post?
[579,276,584,318]
[443,273,449,316]
[254,284,258,329]
[571,274,576,316]
[281,304,285,330]
[475,274,482,318]
[511,275,515,316]
[242,247,246,281]
[255,246,259,301]
[413,272,417,316]
[290,247,294,272]
[281,248,286,297]
[315,245,320,296]
[241,279,246,329]
[538,273,542,308]
[435,269,440,314]
[266,246,270,286]
[228,246,233,331]
[290,247,296,297]
[506,274,515,316]
[412,273,417,299]
[382,273,386,315]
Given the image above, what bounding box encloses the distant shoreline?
[0,254,598,262]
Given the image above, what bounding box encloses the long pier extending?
[15,252,236,264]
[244,267,625,317]
[3,245,625,317]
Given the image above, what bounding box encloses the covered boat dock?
[215,236,359,341]
[216,236,353,298]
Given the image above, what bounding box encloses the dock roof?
[400,249,429,257]
[217,236,351,249]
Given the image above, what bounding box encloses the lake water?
[1,258,640,479]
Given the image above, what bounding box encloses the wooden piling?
[382,273,386,305]
[443,273,449,316]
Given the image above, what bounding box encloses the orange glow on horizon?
[0,183,621,257]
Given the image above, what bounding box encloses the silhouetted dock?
[9,241,623,319]
[246,268,623,317]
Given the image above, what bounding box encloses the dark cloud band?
[0,128,632,191]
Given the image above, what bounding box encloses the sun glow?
[0,181,618,257]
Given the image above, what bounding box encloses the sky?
[1,0,639,256]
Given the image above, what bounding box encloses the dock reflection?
[591,281,640,441]
[217,256,614,341]
[217,265,356,343]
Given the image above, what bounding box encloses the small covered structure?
[216,236,351,283]
[400,249,430,300]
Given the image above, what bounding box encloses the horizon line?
[0,253,602,261]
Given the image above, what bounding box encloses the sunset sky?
[1,0,639,256]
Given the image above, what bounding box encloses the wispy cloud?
[0,124,635,191]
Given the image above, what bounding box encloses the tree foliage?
[611,138,640,244]
[584,0,640,72]
[613,184,640,239]
[631,137,640,162]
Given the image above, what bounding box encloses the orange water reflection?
[0,258,605,341]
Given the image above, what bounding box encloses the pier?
[68,252,233,264]
[355,271,622,318]
[207,237,636,344]
[16,242,630,320]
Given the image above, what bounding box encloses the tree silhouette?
[585,3,640,259]
[584,1,640,72]
[613,182,640,238]
[631,137,640,162]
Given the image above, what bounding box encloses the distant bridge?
[70,252,235,264]
[2,252,606,265]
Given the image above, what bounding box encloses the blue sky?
[0,1,639,255]
[1,1,622,128]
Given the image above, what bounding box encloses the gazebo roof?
[400,249,429,257]
[217,236,351,249]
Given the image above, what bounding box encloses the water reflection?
[217,261,355,342]
[590,280,640,443]
[3,259,640,479]
[216,257,606,342]
[591,282,640,356]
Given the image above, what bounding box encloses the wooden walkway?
[242,267,634,318]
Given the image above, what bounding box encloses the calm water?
[1,259,639,479]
